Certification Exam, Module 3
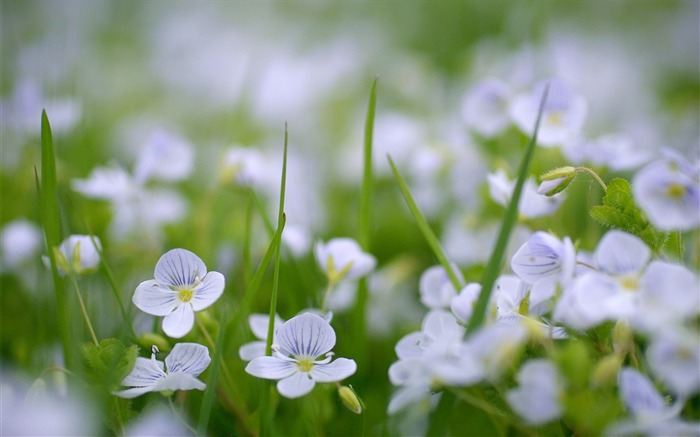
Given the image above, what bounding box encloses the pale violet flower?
[506,359,563,425]
[646,328,700,398]
[605,367,700,436]
[315,238,376,283]
[487,170,565,219]
[419,264,464,309]
[114,343,211,399]
[44,235,101,276]
[219,145,271,187]
[132,129,194,184]
[1,219,42,270]
[245,313,357,399]
[632,152,700,231]
[563,133,653,172]
[238,313,284,361]
[125,405,193,437]
[1,79,80,135]
[509,78,587,147]
[461,78,512,138]
[449,283,482,324]
[133,249,225,338]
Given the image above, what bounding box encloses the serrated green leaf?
[589,178,667,251]
[81,338,138,390]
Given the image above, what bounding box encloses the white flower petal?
[275,312,336,359]
[310,358,357,383]
[190,271,225,311]
[618,367,665,416]
[511,232,563,284]
[245,356,297,380]
[394,332,423,360]
[165,343,211,377]
[249,313,284,340]
[113,386,157,399]
[595,231,650,276]
[162,304,195,338]
[277,372,315,399]
[154,249,207,287]
[239,341,267,361]
[121,357,165,387]
[152,373,206,393]
[133,280,180,316]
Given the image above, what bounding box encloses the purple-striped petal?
[154,248,207,287]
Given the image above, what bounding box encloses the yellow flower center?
[178,288,194,302]
[547,111,562,126]
[667,183,686,199]
[297,357,314,373]
[619,276,639,291]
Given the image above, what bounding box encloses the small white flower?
[632,153,700,231]
[646,328,700,398]
[506,359,563,425]
[487,170,565,219]
[461,78,512,138]
[509,78,587,147]
[124,405,193,437]
[419,264,464,309]
[245,313,357,399]
[314,238,376,283]
[219,146,270,187]
[449,283,481,323]
[132,249,225,338]
[511,231,576,286]
[1,219,42,270]
[71,165,134,201]
[132,129,194,185]
[114,343,211,399]
[45,235,102,276]
[605,367,700,436]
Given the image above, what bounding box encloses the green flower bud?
[137,333,170,353]
[591,354,621,388]
[612,319,633,356]
[538,166,576,196]
[338,385,363,415]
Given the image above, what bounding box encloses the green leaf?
[81,338,138,390]
[589,178,667,251]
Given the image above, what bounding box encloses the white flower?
[605,367,700,436]
[461,78,512,138]
[219,146,270,187]
[245,313,357,399]
[511,231,576,286]
[132,249,225,338]
[132,129,194,185]
[114,343,211,399]
[71,165,134,201]
[419,264,464,309]
[487,170,565,219]
[1,219,42,270]
[646,328,700,398]
[632,153,700,231]
[509,78,587,147]
[125,405,193,437]
[564,133,653,171]
[45,235,102,276]
[238,313,284,361]
[506,359,563,425]
[449,283,481,323]
[314,238,376,283]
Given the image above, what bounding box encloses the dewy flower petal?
[132,248,224,338]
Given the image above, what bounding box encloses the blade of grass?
[388,156,462,291]
[197,306,229,436]
[37,110,72,368]
[466,84,549,334]
[353,78,378,367]
[260,124,288,437]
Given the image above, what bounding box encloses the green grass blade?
[197,307,229,436]
[353,78,378,367]
[388,155,462,291]
[38,110,72,367]
[465,84,550,334]
[261,124,288,437]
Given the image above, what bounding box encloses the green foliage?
[81,338,138,391]
[589,178,667,251]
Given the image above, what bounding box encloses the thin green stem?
[320,280,336,312]
[575,167,608,191]
[70,275,99,347]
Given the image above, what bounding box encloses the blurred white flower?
[133,249,225,338]
[461,78,512,138]
[114,343,211,398]
[315,238,376,283]
[506,359,563,425]
[0,79,80,134]
[44,235,101,276]
[605,367,700,436]
[1,219,42,270]
[419,264,464,309]
[219,146,271,188]
[449,283,481,324]
[563,133,653,171]
[487,169,565,218]
[509,78,587,147]
[132,129,194,184]
[245,313,357,399]
[646,328,700,399]
[632,152,700,231]
[125,405,193,437]
[239,313,284,361]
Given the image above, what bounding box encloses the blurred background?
[2,1,698,435]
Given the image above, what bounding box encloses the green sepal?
[589,178,667,251]
[81,338,138,390]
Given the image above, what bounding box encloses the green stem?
[320,280,336,312]
[575,167,607,191]
[70,275,99,347]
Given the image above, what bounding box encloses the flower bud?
[338,385,363,415]
[612,319,632,356]
[591,354,621,388]
[538,166,576,196]
[137,333,170,353]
